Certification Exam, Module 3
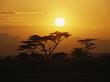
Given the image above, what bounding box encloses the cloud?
[0,11,41,22]
[0,11,40,15]
[16,11,40,15]
[0,11,15,15]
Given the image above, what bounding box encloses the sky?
[0,0,110,55]
[0,0,110,39]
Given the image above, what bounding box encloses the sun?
[54,17,65,27]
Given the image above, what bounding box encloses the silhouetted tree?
[78,39,96,56]
[17,31,71,59]
[17,35,41,55]
[47,31,71,58]
[71,38,96,60]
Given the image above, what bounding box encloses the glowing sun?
[54,17,65,27]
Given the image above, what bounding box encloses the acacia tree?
[47,31,71,57]
[17,35,41,55]
[71,39,96,57]
[17,31,71,59]
[78,39,96,56]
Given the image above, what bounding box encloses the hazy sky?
[0,0,110,39]
[0,0,110,55]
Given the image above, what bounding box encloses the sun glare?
[54,17,65,27]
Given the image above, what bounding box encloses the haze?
[0,0,110,56]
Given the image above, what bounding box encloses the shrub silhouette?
[71,48,85,57]
[52,52,67,61]
[17,31,71,59]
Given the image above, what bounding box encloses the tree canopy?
[71,39,96,57]
[17,31,71,59]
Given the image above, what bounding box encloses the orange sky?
[0,0,110,39]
